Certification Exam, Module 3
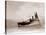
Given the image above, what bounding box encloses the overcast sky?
[6,1,44,22]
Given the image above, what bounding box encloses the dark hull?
[18,20,33,26]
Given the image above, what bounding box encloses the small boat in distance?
[18,12,39,27]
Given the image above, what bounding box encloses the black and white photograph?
[5,1,45,35]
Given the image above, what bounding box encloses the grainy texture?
[6,1,45,34]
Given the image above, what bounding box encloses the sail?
[35,12,38,19]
